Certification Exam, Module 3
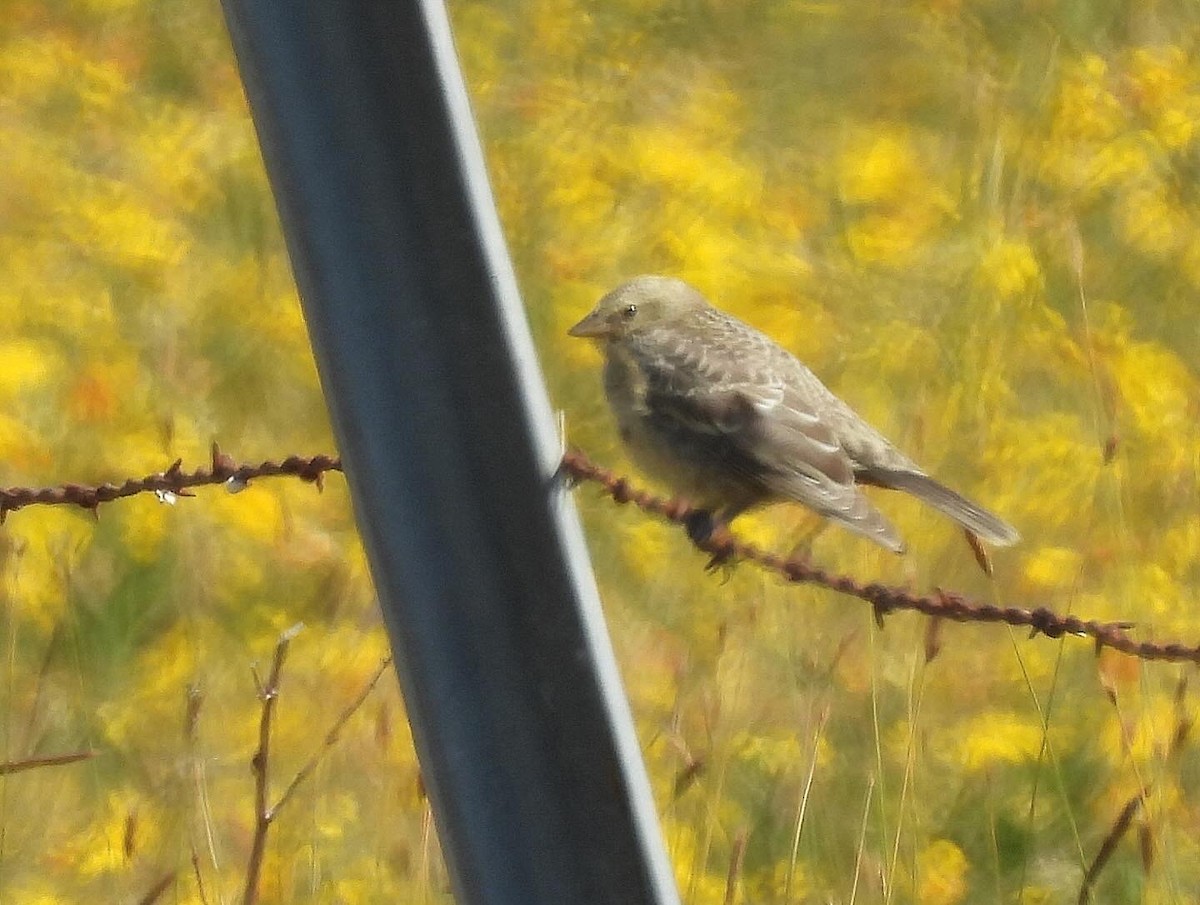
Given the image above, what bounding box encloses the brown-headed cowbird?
[568,275,1019,554]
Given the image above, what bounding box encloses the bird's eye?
[622,304,638,320]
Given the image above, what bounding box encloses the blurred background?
[2,0,1199,901]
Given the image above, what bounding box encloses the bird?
[568,275,1019,555]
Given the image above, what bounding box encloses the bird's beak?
[567,310,611,339]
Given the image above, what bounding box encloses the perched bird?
[568,275,1019,554]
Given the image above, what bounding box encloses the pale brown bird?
[568,275,1019,554]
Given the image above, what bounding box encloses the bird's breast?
[600,342,763,512]
[602,344,648,417]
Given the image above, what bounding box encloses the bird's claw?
[684,510,717,546]
[684,510,737,576]
[704,551,737,581]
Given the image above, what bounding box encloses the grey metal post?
[217,1,680,904]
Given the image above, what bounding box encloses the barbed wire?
[558,450,1200,666]
[0,443,341,522]
[3,445,1198,664]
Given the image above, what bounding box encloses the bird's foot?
[684,510,717,546]
[684,510,737,575]
[704,554,737,582]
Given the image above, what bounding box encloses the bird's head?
[568,275,709,342]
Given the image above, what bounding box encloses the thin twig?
[723,828,748,905]
[136,871,176,905]
[0,749,95,774]
[240,632,392,905]
[191,845,212,905]
[271,655,394,817]
[241,623,303,905]
[1078,789,1146,904]
[785,705,829,904]
[849,775,876,905]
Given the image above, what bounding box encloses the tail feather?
[863,469,1020,547]
[819,489,906,555]
[767,471,908,554]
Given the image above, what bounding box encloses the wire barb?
[0,448,343,519]
[558,449,1200,666]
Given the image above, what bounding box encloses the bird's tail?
[865,469,1020,547]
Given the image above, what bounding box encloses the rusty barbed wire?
[0,443,342,522]
[3,445,1199,664]
[558,450,1200,666]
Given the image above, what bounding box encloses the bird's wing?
[637,325,904,551]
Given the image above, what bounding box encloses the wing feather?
[635,324,904,552]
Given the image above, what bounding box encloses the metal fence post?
[217,1,680,903]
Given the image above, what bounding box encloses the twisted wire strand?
[3,445,1196,664]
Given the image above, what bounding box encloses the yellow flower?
[209,483,284,545]
[118,495,171,563]
[316,794,360,840]
[1161,517,1200,576]
[1113,186,1187,259]
[976,240,1043,300]
[844,212,925,264]
[1154,104,1199,151]
[958,710,1044,769]
[1039,134,1151,196]
[0,34,128,108]
[64,790,162,877]
[667,819,735,905]
[839,132,922,205]
[1129,47,1188,110]
[548,171,617,227]
[734,730,826,774]
[1051,55,1125,143]
[1021,546,1083,593]
[986,413,1102,533]
[3,508,95,633]
[0,413,46,471]
[660,219,749,286]
[621,518,676,583]
[132,108,230,214]
[837,129,956,265]
[632,126,763,216]
[530,0,593,61]
[0,339,62,399]
[917,839,969,905]
[1098,697,1177,763]
[1128,46,1200,151]
[1111,340,1195,450]
[67,182,190,274]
